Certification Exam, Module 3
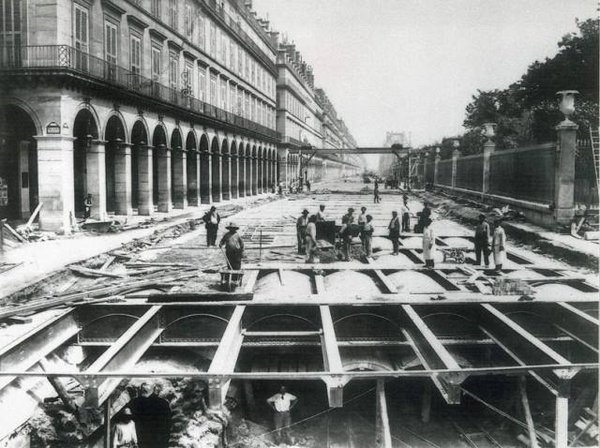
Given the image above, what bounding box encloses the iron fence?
[0,45,278,140]
[489,144,555,204]
[437,159,453,186]
[455,154,484,192]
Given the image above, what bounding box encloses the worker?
[83,194,92,221]
[422,217,435,268]
[357,207,368,251]
[474,214,491,267]
[202,206,220,247]
[305,215,318,263]
[219,222,244,271]
[112,408,138,448]
[415,202,432,233]
[373,180,381,203]
[305,179,311,192]
[361,214,374,257]
[296,209,310,254]
[267,386,298,445]
[400,196,411,232]
[148,384,172,448]
[316,204,327,222]
[129,383,152,448]
[340,207,355,261]
[492,218,507,272]
[388,211,400,255]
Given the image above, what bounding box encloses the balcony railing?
[0,45,279,140]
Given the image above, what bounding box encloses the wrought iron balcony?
[0,45,279,140]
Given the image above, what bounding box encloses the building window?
[73,4,89,70]
[130,34,141,74]
[151,46,161,81]
[104,20,118,80]
[220,78,227,110]
[245,54,250,80]
[237,46,243,76]
[209,22,216,58]
[151,0,161,17]
[244,93,250,119]
[198,15,205,49]
[229,83,235,114]
[0,0,24,65]
[183,61,193,95]
[169,52,178,90]
[230,40,235,70]
[210,73,217,105]
[168,0,177,29]
[198,67,206,102]
[184,1,193,38]
[237,89,243,116]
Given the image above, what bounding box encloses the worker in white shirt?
[305,214,318,263]
[267,386,298,445]
[316,204,327,222]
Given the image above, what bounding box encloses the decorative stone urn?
[557,90,579,125]
[483,122,496,140]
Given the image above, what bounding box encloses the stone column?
[554,120,578,224]
[172,148,187,209]
[137,145,154,215]
[114,142,133,216]
[86,139,108,221]
[482,139,495,195]
[246,155,252,196]
[156,145,172,213]
[451,149,460,188]
[252,156,257,195]
[238,154,245,198]
[34,135,76,233]
[222,153,231,201]
[434,153,441,185]
[188,151,200,206]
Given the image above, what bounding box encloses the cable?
[228,387,376,447]
[460,387,555,442]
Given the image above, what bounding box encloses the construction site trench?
[0,178,597,448]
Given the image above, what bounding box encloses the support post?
[555,395,569,448]
[519,376,540,448]
[554,119,578,225]
[104,396,111,448]
[114,143,133,215]
[482,139,495,196]
[137,145,154,215]
[375,379,393,448]
[451,148,460,189]
[421,381,432,423]
[156,146,172,212]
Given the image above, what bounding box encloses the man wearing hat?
[340,208,355,261]
[219,222,244,271]
[296,209,310,254]
[474,214,491,267]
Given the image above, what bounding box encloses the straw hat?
[226,222,239,230]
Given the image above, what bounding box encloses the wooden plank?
[69,265,125,279]
[2,221,25,242]
[242,269,260,293]
[100,256,116,271]
[26,202,43,227]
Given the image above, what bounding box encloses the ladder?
[591,127,599,186]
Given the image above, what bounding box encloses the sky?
[253,0,597,148]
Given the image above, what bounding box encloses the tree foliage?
[461,18,599,153]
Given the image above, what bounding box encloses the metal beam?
[83,305,163,407]
[0,309,79,391]
[289,147,410,156]
[477,304,578,394]
[401,304,466,404]
[545,302,599,352]
[207,305,246,408]
[319,305,346,407]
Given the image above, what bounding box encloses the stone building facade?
[0,0,357,232]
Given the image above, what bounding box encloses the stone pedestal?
[554,120,578,224]
[482,140,495,195]
[171,149,187,209]
[156,146,172,213]
[34,135,76,233]
[451,149,460,188]
[137,145,154,216]
[114,143,133,215]
[86,139,108,221]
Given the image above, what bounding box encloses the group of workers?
[112,383,172,448]
[294,197,508,269]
